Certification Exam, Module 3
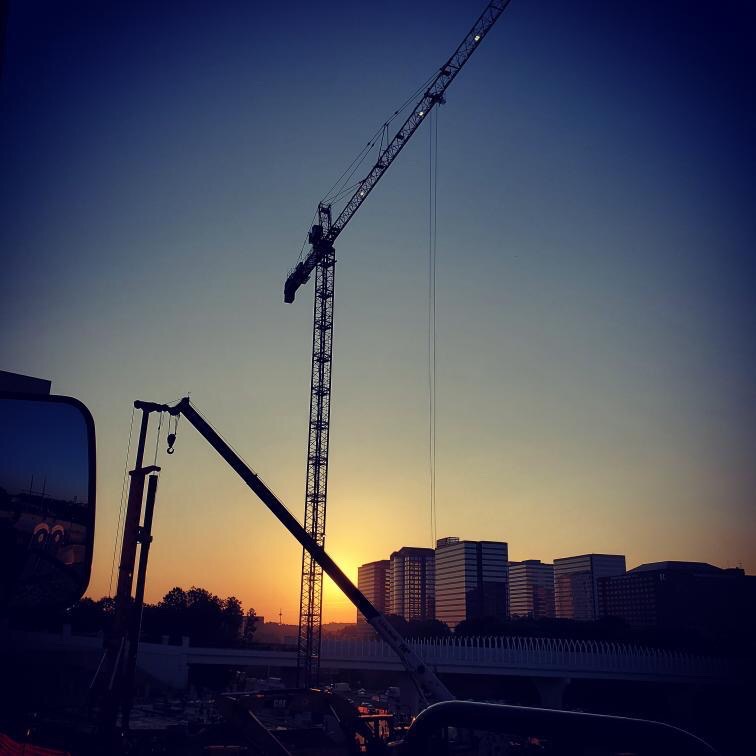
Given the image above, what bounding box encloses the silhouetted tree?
[96,596,116,633]
[242,608,258,646]
[137,586,249,646]
[155,586,188,639]
[221,596,244,643]
[161,586,188,611]
[406,618,450,638]
[67,597,100,633]
[183,586,224,645]
[454,615,509,637]
[384,614,409,637]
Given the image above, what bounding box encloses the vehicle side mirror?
[0,393,96,613]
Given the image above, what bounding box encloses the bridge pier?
[533,677,570,710]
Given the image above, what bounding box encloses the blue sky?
[2,0,754,620]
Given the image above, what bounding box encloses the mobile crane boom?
[163,397,454,706]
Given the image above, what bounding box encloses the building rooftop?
[358,559,390,569]
[390,546,434,558]
[554,553,625,562]
[436,536,460,549]
[628,561,742,575]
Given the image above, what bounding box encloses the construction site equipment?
[284,0,512,689]
[93,398,453,739]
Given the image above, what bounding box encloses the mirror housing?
[0,392,96,614]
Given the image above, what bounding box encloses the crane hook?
[166,432,176,455]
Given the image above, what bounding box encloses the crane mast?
[297,206,335,690]
[285,0,511,688]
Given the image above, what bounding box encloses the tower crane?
[284,1,512,687]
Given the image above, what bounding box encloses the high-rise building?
[389,547,435,621]
[598,561,756,637]
[508,560,555,619]
[554,553,625,621]
[356,559,390,624]
[434,537,508,629]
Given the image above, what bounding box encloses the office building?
[508,560,555,619]
[389,547,435,621]
[434,537,508,628]
[554,553,625,621]
[598,561,756,636]
[356,559,390,624]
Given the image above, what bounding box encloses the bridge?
[188,636,733,682]
[10,628,736,709]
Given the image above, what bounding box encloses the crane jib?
[283,0,511,304]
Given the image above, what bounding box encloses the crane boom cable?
[284,1,511,305]
[108,406,135,596]
[433,107,439,547]
[152,410,163,467]
[320,140,377,206]
[427,113,434,548]
[319,70,439,209]
[325,0,511,244]
[325,179,367,208]
[428,109,439,547]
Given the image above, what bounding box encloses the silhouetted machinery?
[2,390,722,754]
[90,397,454,740]
[284,0,513,690]
[88,397,721,755]
[0,0,730,747]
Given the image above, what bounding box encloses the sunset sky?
[2,0,754,623]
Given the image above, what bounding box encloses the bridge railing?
[320,636,731,679]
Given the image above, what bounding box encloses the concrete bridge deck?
[9,628,736,692]
[189,635,735,684]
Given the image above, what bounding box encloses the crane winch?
[284,1,512,688]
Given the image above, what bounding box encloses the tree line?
[339,613,736,654]
[17,588,743,655]
[19,586,259,648]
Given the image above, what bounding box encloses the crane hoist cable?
[428,107,439,548]
[152,410,164,466]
